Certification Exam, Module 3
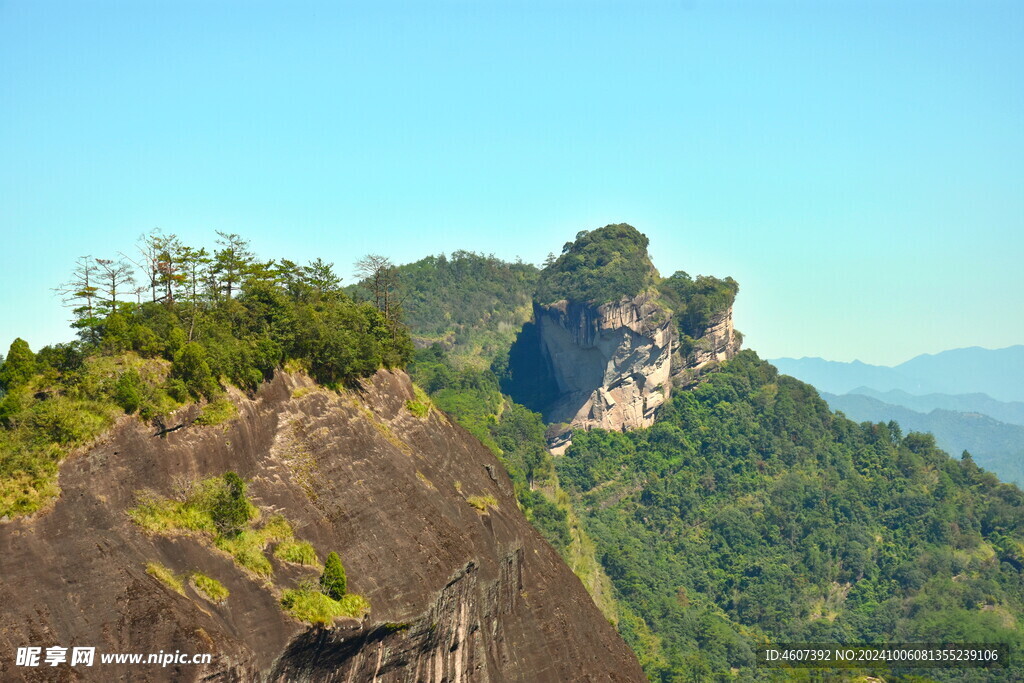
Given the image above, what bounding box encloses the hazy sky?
[2,0,1021,366]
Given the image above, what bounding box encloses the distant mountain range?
[770,345,1024,403]
[770,346,1024,487]
[821,391,1024,487]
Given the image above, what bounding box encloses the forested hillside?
[4,225,1022,682]
[0,232,412,518]
[392,226,1024,681]
[560,352,1024,680]
[381,251,539,369]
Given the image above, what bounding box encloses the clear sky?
[2,0,1021,366]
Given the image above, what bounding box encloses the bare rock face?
[0,370,643,682]
[535,294,741,438]
[535,292,673,433]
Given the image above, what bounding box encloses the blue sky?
[2,0,1021,365]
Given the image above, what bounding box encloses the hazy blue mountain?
[768,357,934,395]
[896,345,1024,403]
[771,345,1024,402]
[849,386,1024,427]
[822,391,1024,487]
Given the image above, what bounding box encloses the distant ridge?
[770,345,1024,402]
[848,387,1024,428]
[822,391,1024,487]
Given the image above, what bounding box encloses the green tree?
[212,232,254,299]
[55,256,102,344]
[211,472,250,537]
[0,338,36,391]
[170,342,218,399]
[320,551,347,599]
[113,369,144,414]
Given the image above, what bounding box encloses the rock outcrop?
[535,292,673,434]
[0,370,643,682]
[533,294,740,441]
[670,306,741,386]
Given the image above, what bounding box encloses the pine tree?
[320,551,347,600]
[211,472,250,537]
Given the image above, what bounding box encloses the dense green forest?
[535,223,660,305]
[387,251,539,368]
[560,351,1024,681]
[0,232,411,518]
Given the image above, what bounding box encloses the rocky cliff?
[535,292,673,434]
[532,294,740,441]
[0,370,643,682]
[670,306,741,386]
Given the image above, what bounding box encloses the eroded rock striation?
[0,370,643,682]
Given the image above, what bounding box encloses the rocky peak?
[514,225,742,443]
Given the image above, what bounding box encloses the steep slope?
[0,369,643,681]
[559,352,1024,681]
[534,292,674,433]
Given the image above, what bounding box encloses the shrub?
[405,399,429,418]
[320,551,347,599]
[0,338,36,392]
[210,472,252,537]
[170,342,218,400]
[114,369,144,414]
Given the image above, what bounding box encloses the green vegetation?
[194,398,238,426]
[558,351,1024,681]
[466,494,498,511]
[408,345,570,553]
[278,552,369,625]
[405,385,432,418]
[0,232,412,519]
[535,224,658,305]
[130,473,295,578]
[386,251,539,368]
[280,582,371,625]
[320,551,348,599]
[191,572,230,602]
[274,540,319,566]
[657,270,738,340]
[146,561,185,595]
[406,340,620,620]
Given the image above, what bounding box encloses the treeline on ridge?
[0,231,412,517]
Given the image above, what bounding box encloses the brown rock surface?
[0,370,643,682]
[536,292,673,433]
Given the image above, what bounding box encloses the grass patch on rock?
[129,475,304,579]
[191,572,230,603]
[280,583,371,625]
[146,561,185,595]
[274,539,320,567]
[194,398,238,426]
[466,494,498,511]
